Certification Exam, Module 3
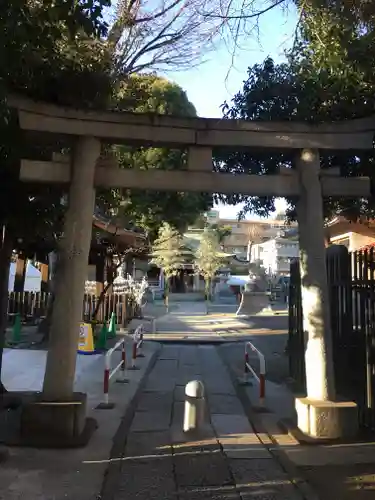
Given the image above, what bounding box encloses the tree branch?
[108,0,227,74]
[91,243,148,320]
[200,0,287,20]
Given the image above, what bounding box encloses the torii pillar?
[42,137,100,401]
[294,149,358,439]
[22,137,100,444]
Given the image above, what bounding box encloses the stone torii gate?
[8,95,374,444]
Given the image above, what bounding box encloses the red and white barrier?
[244,350,250,382]
[243,341,266,406]
[98,323,146,409]
[137,329,145,358]
[99,338,128,409]
[129,324,144,370]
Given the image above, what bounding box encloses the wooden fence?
[7,291,137,326]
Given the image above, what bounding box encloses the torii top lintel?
[7,94,375,151]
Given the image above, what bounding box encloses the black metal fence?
[288,259,305,394]
[288,245,375,431]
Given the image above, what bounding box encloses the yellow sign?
[77,322,95,354]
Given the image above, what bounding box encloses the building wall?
[251,237,299,276]
[330,232,375,252]
[350,233,375,252]
[325,217,375,250]
[219,218,298,258]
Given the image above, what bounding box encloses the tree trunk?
[91,255,128,320]
[92,281,112,320]
[204,278,209,301]
[164,278,170,312]
[0,225,14,395]
[37,251,58,342]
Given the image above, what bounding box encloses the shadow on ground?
[101,431,305,500]
[100,344,305,500]
[220,339,375,500]
[219,331,289,385]
[154,314,288,339]
[301,463,375,499]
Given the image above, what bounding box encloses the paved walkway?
[0,341,160,500]
[102,344,305,499]
[220,344,375,500]
[166,302,208,316]
[147,301,287,342]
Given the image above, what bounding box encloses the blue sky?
[105,2,298,220]
[167,8,298,119]
[166,6,298,220]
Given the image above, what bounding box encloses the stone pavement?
[101,344,306,500]
[218,330,289,386]
[146,301,287,343]
[167,301,208,316]
[220,345,375,500]
[0,339,160,500]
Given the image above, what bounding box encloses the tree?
[0,1,113,394]
[211,223,232,246]
[191,214,208,229]
[296,1,375,79]
[215,55,375,221]
[91,244,148,321]
[150,223,192,307]
[194,228,222,300]
[196,0,375,85]
[0,0,113,263]
[107,0,229,74]
[1,1,112,105]
[0,0,216,402]
[112,73,213,240]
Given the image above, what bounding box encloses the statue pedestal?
[236,291,271,316]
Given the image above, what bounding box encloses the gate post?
[43,136,100,401]
[294,148,358,439]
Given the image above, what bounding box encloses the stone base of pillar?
[236,291,271,316]
[12,392,97,448]
[295,396,358,440]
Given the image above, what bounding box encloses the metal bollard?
[183,380,205,433]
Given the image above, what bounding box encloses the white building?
[8,261,42,292]
[219,211,298,259]
[251,237,299,276]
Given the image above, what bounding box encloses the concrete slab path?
[220,344,375,500]
[0,340,160,500]
[150,304,287,343]
[102,344,306,500]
